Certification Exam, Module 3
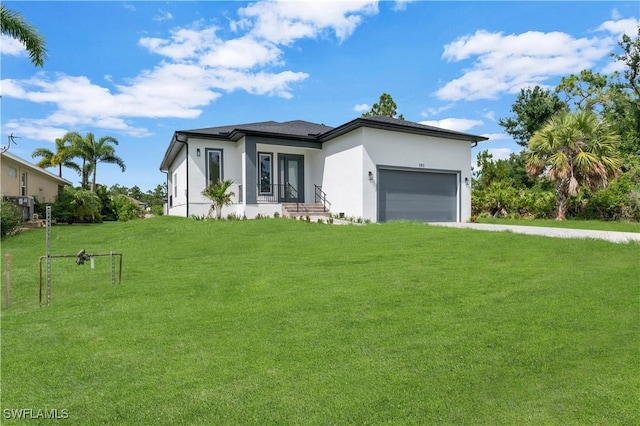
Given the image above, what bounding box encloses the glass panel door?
[278,154,304,202]
[287,160,298,200]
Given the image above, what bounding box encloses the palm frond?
[0,5,47,67]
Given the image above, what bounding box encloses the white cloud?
[236,0,378,45]
[482,133,508,141]
[596,16,640,75]
[392,0,414,12]
[199,37,283,69]
[421,103,454,117]
[597,16,639,37]
[3,120,70,143]
[483,110,495,121]
[4,0,380,139]
[206,68,309,98]
[420,118,483,132]
[154,9,173,22]
[436,24,618,101]
[354,103,370,112]
[139,26,218,61]
[0,35,29,57]
[487,148,512,161]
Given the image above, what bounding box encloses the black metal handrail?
[254,184,300,209]
[314,185,331,212]
[286,183,299,212]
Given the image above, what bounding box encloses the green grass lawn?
[1,217,638,424]
[476,217,640,233]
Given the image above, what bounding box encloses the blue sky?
[1,1,638,192]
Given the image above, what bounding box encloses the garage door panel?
[379,169,457,222]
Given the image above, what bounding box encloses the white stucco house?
[159,116,488,222]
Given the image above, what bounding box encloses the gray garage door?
[378,169,458,222]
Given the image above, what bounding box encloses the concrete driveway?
[430,222,640,243]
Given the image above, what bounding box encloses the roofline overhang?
[159,129,321,171]
[0,151,73,185]
[320,117,489,143]
[160,117,490,171]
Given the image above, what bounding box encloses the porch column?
[244,137,257,204]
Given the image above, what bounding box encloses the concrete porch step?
[282,203,330,217]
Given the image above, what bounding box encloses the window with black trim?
[259,152,272,194]
[206,149,223,186]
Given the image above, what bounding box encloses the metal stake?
[110,249,116,285]
[4,254,11,308]
[46,205,52,305]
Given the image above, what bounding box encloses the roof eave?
[320,117,489,143]
[160,130,233,171]
[0,151,73,185]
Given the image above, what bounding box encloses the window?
[173,173,178,198]
[206,149,223,186]
[20,172,27,196]
[7,166,17,178]
[259,152,272,194]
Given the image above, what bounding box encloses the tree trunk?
[215,202,222,220]
[91,162,97,192]
[81,159,88,189]
[555,179,570,221]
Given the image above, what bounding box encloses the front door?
[278,154,304,202]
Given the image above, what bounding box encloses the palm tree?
[525,110,623,220]
[32,137,80,178]
[201,179,235,220]
[0,5,47,67]
[67,132,126,192]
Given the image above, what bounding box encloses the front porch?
[237,183,331,218]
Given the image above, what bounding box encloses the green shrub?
[150,204,164,216]
[519,189,556,218]
[472,181,519,217]
[112,194,143,222]
[32,197,46,219]
[1,200,22,239]
[585,176,640,221]
[96,184,117,221]
[52,187,102,223]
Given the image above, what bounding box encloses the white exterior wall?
[167,145,187,216]
[360,127,472,222]
[321,129,366,219]
[187,137,243,218]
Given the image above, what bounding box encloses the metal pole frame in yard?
[38,252,123,306]
[38,206,123,306]
[5,253,11,308]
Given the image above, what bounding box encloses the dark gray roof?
[321,115,489,142]
[181,120,334,139]
[160,116,488,171]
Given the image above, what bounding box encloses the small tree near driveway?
[201,179,235,220]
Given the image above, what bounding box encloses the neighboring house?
[1,151,72,220]
[159,116,488,222]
